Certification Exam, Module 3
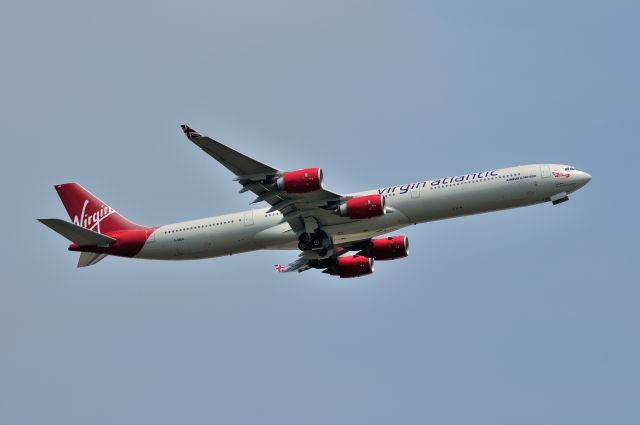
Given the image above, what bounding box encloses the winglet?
[274,264,287,273]
[181,124,202,141]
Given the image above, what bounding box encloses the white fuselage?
[137,164,590,260]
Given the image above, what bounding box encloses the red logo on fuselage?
[552,172,571,179]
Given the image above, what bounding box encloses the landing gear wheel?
[298,233,311,251]
[312,229,331,250]
[298,230,331,253]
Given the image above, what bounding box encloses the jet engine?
[363,236,409,260]
[324,255,374,278]
[276,168,323,193]
[338,194,386,219]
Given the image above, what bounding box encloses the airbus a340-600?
[39,125,591,277]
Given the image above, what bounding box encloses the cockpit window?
[565,166,576,171]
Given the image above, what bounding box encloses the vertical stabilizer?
[54,183,146,234]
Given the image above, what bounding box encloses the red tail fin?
[54,183,146,234]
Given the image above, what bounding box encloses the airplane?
[38,125,591,277]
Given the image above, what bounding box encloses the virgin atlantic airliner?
[39,125,591,277]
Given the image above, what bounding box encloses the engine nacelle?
[365,236,409,260]
[338,194,386,219]
[276,168,323,193]
[326,255,374,278]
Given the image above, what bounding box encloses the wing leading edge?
[181,125,350,232]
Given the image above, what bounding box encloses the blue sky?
[1,1,638,424]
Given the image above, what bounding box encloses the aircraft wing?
[276,245,352,274]
[277,254,312,273]
[181,125,279,177]
[181,125,351,232]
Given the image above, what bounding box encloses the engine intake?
[276,168,323,193]
[338,194,386,219]
[364,236,409,260]
[325,255,374,278]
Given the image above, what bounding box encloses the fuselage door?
[244,210,254,226]
[411,185,421,199]
[540,164,551,178]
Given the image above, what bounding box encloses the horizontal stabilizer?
[77,252,108,268]
[38,218,116,247]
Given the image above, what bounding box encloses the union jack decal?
[180,124,202,141]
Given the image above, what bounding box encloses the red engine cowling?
[276,168,323,193]
[327,255,375,278]
[338,194,386,219]
[367,236,409,260]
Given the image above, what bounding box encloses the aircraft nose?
[578,171,592,186]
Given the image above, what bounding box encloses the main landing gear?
[298,230,331,256]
